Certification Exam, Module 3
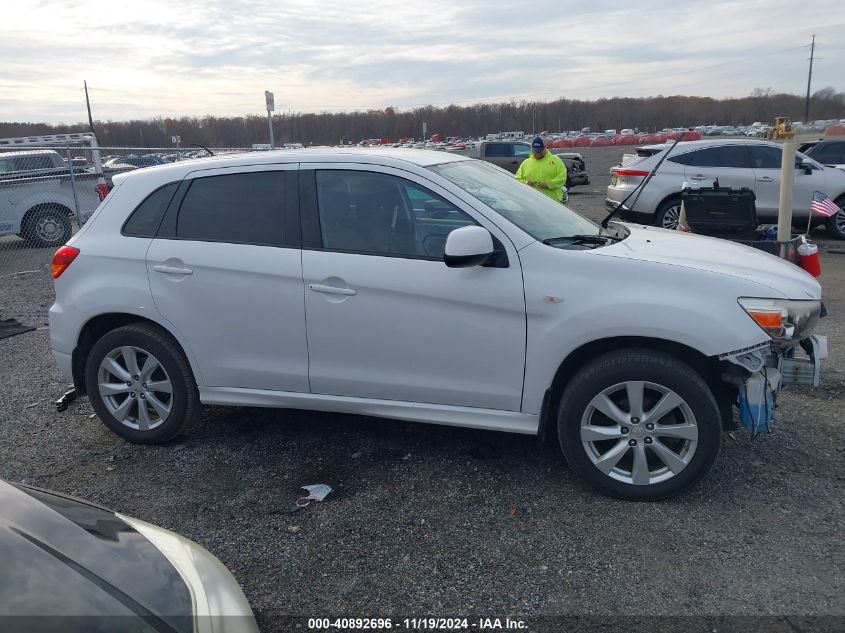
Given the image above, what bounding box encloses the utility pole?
[804,34,815,123]
[83,80,95,135]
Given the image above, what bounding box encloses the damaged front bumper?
[719,335,828,433]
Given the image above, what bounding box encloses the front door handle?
[153,264,193,275]
[308,283,357,296]
[757,176,774,182]
[689,174,707,181]
[510,160,519,165]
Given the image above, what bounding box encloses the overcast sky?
[2,0,843,123]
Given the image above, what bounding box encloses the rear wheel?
[557,350,721,500]
[824,196,845,239]
[655,198,681,230]
[21,204,73,247]
[85,323,200,444]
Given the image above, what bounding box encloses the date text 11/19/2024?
[307,617,527,630]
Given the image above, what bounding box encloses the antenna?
[84,80,95,135]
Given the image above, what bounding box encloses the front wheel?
[557,350,721,500]
[85,323,200,444]
[825,196,845,239]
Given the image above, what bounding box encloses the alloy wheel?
[836,209,845,235]
[97,346,173,431]
[661,204,681,230]
[580,381,699,486]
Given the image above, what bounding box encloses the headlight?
[117,514,259,633]
[738,297,821,345]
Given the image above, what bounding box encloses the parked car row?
[606,138,845,237]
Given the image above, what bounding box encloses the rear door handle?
[689,174,707,181]
[308,284,357,296]
[757,176,774,182]
[510,160,519,165]
[153,264,193,275]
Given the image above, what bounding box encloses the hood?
[599,224,821,300]
[0,480,191,631]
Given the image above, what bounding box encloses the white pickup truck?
[0,149,103,247]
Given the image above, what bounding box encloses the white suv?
[50,149,826,500]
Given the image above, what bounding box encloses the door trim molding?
[199,387,539,435]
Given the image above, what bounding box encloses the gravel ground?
[1,146,843,632]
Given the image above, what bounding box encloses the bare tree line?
[2,88,843,148]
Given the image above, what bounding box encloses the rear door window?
[667,151,697,165]
[176,172,286,246]
[691,145,752,168]
[485,144,514,158]
[748,145,783,169]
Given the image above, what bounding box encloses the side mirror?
[444,226,495,268]
[795,159,812,175]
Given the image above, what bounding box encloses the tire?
[21,204,73,247]
[655,198,682,230]
[85,323,200,444]
[557,349,721,501]
[824,196,845,239]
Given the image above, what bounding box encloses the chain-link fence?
[0,138,250,330]
[0,141,249,321]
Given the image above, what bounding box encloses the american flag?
[811,191,841,218]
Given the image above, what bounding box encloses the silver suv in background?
[606,139,845,238]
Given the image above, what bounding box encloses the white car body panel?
[147,239,308,392]
[303,250,526,410]
[301,163,526,410]
[49,176,206,386]
[146,163,308,392]
[516,224,821,414]
[752,163,829,218]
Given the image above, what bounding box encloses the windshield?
[428,159,599,241]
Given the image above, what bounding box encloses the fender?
[49,243,207,389]
[518,243,774,414]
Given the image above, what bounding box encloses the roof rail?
[0,133,98,147]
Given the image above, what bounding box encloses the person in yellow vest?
[515,137,568,202]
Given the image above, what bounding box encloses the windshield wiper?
[542,233,622,245]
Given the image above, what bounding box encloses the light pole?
[265,91,276,149]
